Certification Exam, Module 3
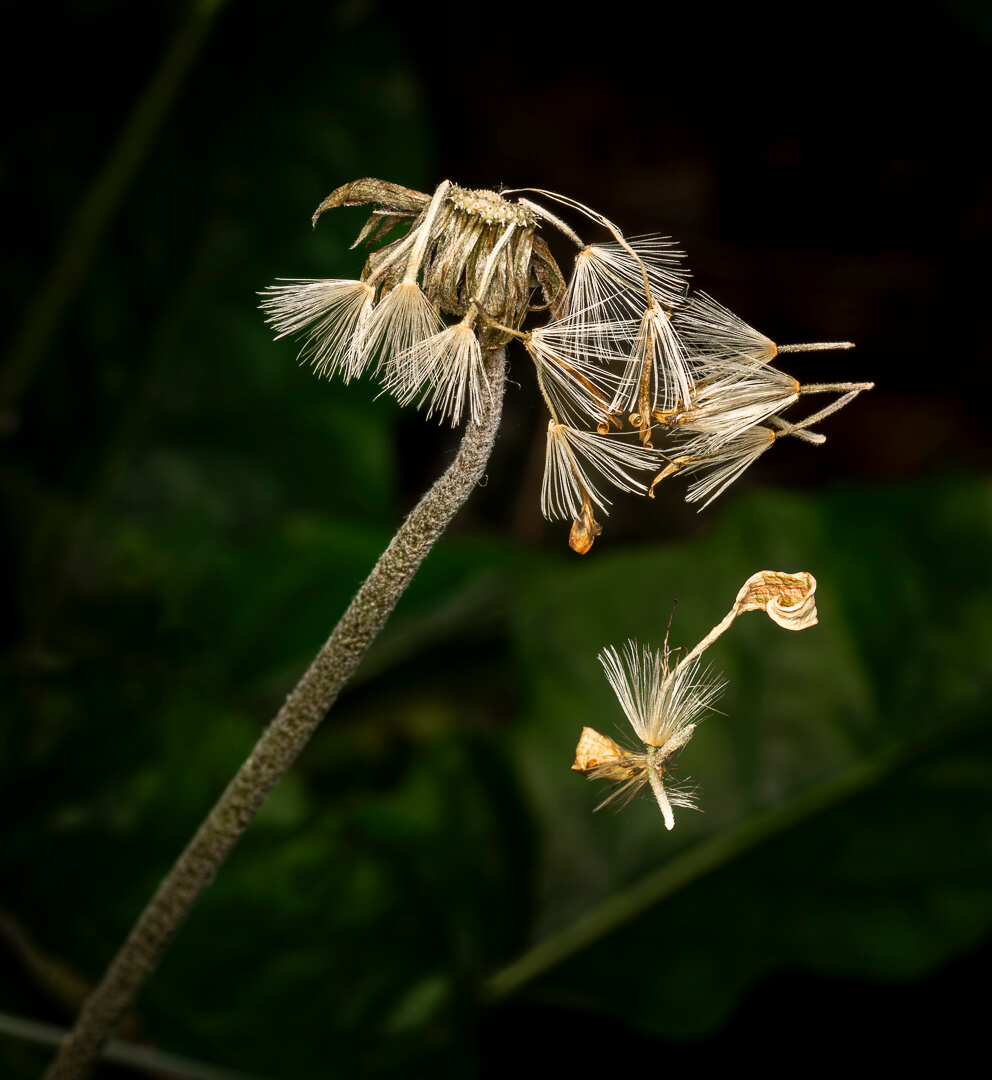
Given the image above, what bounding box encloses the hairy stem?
[44,350,507,1080]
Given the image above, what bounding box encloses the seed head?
[261,179,872,549]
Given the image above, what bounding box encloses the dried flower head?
[261,179,562,407]
[573,571,819,828]
[262,179,872,550]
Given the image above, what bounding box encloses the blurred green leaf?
[495,478,992,1038]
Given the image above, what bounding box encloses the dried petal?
[730,570,818,630]
[571,727,634,778]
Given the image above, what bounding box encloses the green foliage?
[4,466,990,1078]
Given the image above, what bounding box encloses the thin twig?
[43,350,507,1079]
[0,1011,265,1080]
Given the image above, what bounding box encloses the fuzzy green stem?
[43,350,507,1080]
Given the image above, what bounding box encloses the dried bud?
[569,496,603,554]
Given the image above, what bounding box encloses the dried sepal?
[311,179,430,226]
[360,229,420,293]
[352,211,414,250]
[481,228,536,345]
[529,236,568,321]
[421,209,486,312]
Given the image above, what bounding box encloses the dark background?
[1,0,990,1075]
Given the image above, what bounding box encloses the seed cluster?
[449,185,536,227]
[261,178,872,552]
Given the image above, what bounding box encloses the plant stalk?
[43,349,507,1079]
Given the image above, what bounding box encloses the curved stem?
[671,606,739,681]
[44,350,507,1080]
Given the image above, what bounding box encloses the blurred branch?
[0,1010,265,1080]
[483,715,983,1001]
[22,221,215,652]
[0,909,141,1040]
[43,349,508,1080]
[0,0,230,417]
